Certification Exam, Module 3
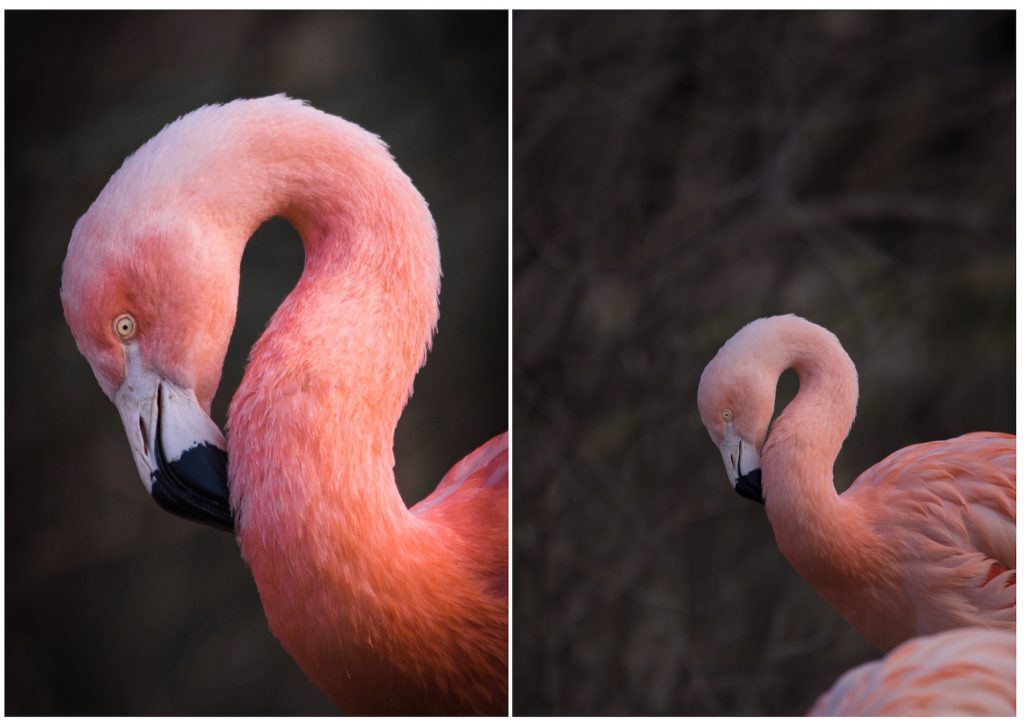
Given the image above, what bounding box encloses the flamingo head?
[696,322,780,505]
[61,191,239,532]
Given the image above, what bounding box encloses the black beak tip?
[151,441,235,533]
[734,468,764,505]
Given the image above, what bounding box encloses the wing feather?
[848,432,1015,634]
[413,432,508,598]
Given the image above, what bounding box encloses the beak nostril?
[140,416,149,456]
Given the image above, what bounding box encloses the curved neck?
[198,103,507,712]
[758,320,860,575]
[212,102,442,577]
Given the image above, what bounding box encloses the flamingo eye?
[722,408,733,422]
[114,314,136,340]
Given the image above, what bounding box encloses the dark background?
[7,11,506,715]
[513,10,1014,716]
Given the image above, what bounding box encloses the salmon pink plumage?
[61,96,507,715]
[809,627,1015,716]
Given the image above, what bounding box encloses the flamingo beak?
[717,429,764,505]
[113,343,234,532]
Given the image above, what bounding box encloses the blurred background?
[7,10,506,715]
[513,10,1013,716]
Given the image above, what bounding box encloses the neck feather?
[756,318,862,577]
[203,100,439,525]
[183,100,450,644]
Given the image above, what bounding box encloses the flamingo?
[696,315,1015,651]
[60,96,508,715]
[809,627,1015,715]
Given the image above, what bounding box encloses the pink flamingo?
[60,96,507,715]
[696,315,1015,650]
[809,627,1015,716]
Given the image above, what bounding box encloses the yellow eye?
[114,314,136,340]
[722,408,733,421]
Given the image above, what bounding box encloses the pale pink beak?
[112,342,234,531]
[717,427,764,504]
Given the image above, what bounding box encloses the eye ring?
[114,313,137,340]
[722,408,733,422]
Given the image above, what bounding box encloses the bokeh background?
[514,10,1013,716]
[7,11,506,715]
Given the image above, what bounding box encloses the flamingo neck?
[758,320,863,581]
[206,103,450,698]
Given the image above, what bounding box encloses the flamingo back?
[809,627,1015,716]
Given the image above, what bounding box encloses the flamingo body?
[697,315,1015,650]
[833,431,1015,648]
[809,627,1016,716]
[61,96,507,714]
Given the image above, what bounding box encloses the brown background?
[7,10,507,715]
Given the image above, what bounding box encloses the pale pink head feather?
[697,314,859,456]
[61,95,440,414]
